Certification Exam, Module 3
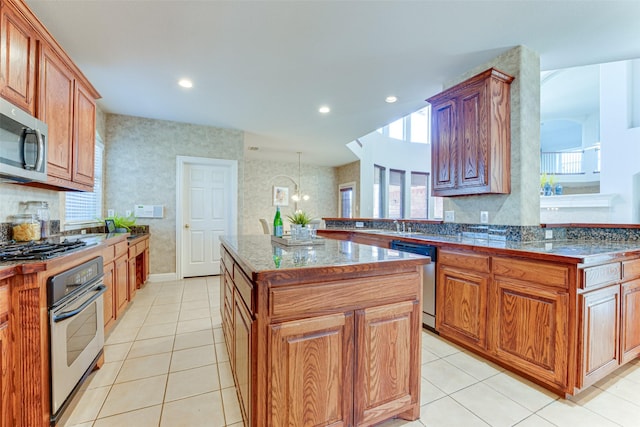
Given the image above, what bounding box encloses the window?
[339,183,355,218]
[64,137,103,227]
[410,172,428,218]
[388,169,404,219]
[373,165,385,218]
[376,106,431,143]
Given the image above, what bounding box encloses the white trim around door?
[176,156,238,279]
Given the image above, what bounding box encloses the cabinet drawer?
[582,263,621,289]
[440,250,490,273]
[622,259,640,281]
[224,273,233,309]
[222,250,233,278]
[103,245,115,264]
[233,265,253,313]
[494,258,569,289]
[115,240,128,258]
[270,272,419,320]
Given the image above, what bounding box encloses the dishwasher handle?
[390,240,437,261]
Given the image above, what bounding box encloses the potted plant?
[286,210,313,241]
[286,210,313,226]
[106,214,136,232]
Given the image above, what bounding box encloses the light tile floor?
[60,277,640,427]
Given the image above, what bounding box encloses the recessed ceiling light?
[385,96,398,103]
[318,106,331,114]
[178,79,193,88]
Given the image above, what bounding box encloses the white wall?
[352,132,431,218]
[599,61,640,223]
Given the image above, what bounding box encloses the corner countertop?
[320,229,640,265]
[220,235,430,281]
[0,232,147,275]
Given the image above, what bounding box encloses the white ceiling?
[26,0,640,167]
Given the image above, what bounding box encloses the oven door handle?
[52,285,106,322]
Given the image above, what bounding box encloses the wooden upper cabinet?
[427,68,514,197]
[0,1,37,114]
[72,81,96,186]
[38,43,96,191]
[39,44,74,181]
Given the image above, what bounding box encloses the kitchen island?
[319,228,640,398]
[219,235,430,427]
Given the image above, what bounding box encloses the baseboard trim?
[148,272,177,282]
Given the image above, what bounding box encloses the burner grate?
[0,239,88,261]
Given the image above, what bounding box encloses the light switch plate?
[545,230,553,239]
[107,209,115,217]
[480,211,489,224]
[444,211,455,222]
[355,221,364,228]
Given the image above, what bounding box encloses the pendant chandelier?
[291,152,310,202]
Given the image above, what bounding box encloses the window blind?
[65,139,104,223]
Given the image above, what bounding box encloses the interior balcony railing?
[540,148,601,175]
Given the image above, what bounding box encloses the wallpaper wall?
[0,183,60,223]
[104,114,244,275]
[242,159,338,235]
[443,45,541,226]
[336,161,360,217]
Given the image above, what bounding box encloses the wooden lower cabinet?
[221,243,423,427]
[621,279,640,363]
[0,279,11,427]
[114,254,128,316]
[128,257,137,301]
[438,265,488,349]
[103,261,115,329]
[270,313,353,427]
[491,278,569,388]
[354,301,420,425]
[234,295,253,425]
[577,284,620,388]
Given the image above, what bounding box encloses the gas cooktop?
[0,240,88,261]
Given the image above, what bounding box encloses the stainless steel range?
[0,239,88,261]
[47,256,105,425]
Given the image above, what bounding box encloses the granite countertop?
[328,229,640,265]
[220,235,430,277]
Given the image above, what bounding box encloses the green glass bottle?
[273,206,283,237]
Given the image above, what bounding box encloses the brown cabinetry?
[437,250,489,349]
[233,286,253,424]
[621,279,640,363]
[437,250,572,394]
[103,238,129,332]
[38,43,96,191]
[354,301,420,425]
[577,284,620,388]
[221,241,423,427]
[0,0,100,192]
[0,278,11,427]
[114,253,128,316]
[0,0,37,114]
[271,313,353,427]
[427,68,514,196]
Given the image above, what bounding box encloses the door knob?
[184,224,190,229]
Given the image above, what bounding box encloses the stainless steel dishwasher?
[390,240,437,330]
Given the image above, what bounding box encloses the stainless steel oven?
[48,257,105,424]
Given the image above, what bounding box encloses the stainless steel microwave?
[0,97,48,183]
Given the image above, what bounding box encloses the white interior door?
[178,157,237,278]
